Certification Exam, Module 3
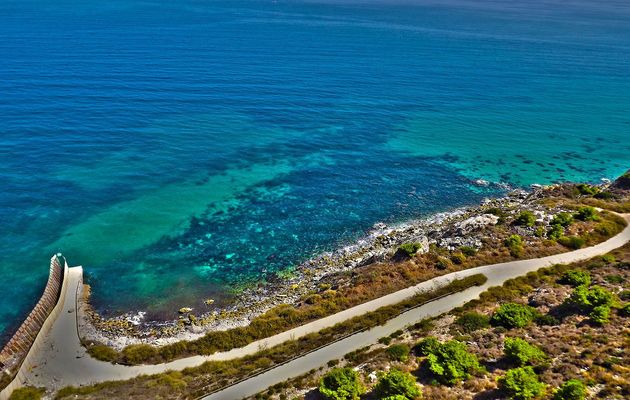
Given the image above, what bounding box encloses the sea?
[1,0,629,341]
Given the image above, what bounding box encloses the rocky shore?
[78,184,587,350]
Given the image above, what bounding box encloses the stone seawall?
[0,255,67,394]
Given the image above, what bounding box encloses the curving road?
[9,215,630,399]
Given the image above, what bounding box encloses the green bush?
[575,206,599,221]
[587,286,614,307]
[121,344,158,364]
[451,252,466,265]
[604,274,624,284]
[87,344,119,362]
[515,211,536,227]
[386,344,410,362]
[491,303,539,329]
[503,337,546,366]
[397,243,422,257]
[558,236,585,250]
[553,379,586,400]
[8,387,44,400]
[619,303,630,317]
[374,369,421,399]
[459,246,477,256]
[319,367,364,400]
[589,305,611,325]
[422,340,481,384]
[551,212,574,227]
[504,235,524,258]
[547,224,564,240]
[600,254,616,263]
[576,184,599,196]
[414,336,440,356]
[435,256,452,270]
[498,366,546,400]
[559,270,591,287]
[455,312,490,333]
[534,314,558,326]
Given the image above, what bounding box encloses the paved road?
[12,215,630,397]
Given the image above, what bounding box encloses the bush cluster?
[498,366,546,400]
[374,369,421,400]
[455,312,490,333]
[503,337,546,366]
[386,344,410,362]
[553,379,586,400]
[559,270,591,287]
[416,338,481,384]
[491,303,539,329]
[514,211,536,227]
[319,367,364,400]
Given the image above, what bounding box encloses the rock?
[204,299,215,305]
[178,307,193,314]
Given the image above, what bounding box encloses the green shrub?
[459,246,477,256]
[576,184,599,196]
[397,243,422,257]
[121,344,158,364]
[619,303,630,317]
[455,312,490,333]
[594,191,613,200]
[551,212,574,227]
[414,336,440,356]
[435,256,452,270]
[600,254,616,263]
[422,340,481,384]
[386,344,410,362]
[575,206,599,221]
[547,224,564,240]
[319,367,364,400]
[515,211,536,227]
[498,366,546,400]
[604,274,623,284]
[534,226,545,238]
[558,236,585,250]
[451,252,466,265]
[505,235,524,258]
[8,387,44,400]
[491,303,539,329]
[553,379,586,400]
[374,369,421,399]
[589,305,611,325]
[503,337,546,366]
[559,270,591,287]
[534,314,558,326]
[587,286,614,307]
[87,344,119,362]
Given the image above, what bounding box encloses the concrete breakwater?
[0,255,68,396]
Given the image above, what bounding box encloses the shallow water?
[1,0,629,339]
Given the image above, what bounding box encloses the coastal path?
[8,214,630,399]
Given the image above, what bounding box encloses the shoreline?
[79,182,576,350]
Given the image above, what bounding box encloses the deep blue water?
[1,0,629,339]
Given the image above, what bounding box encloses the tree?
[491,303,538,329]
[515,211,536,227]
[560,270,591,287]
[575,206,599,221]
[554,379,586,400]
[319,368,365,400]
[455,312,490,333]
[503,337,546,366]
[499,367,546,400]
[374,369,421,399]
[386,344,411,362]
[423,340,481,384]
[551,212,574,227]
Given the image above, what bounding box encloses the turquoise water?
[1,0,629,339]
